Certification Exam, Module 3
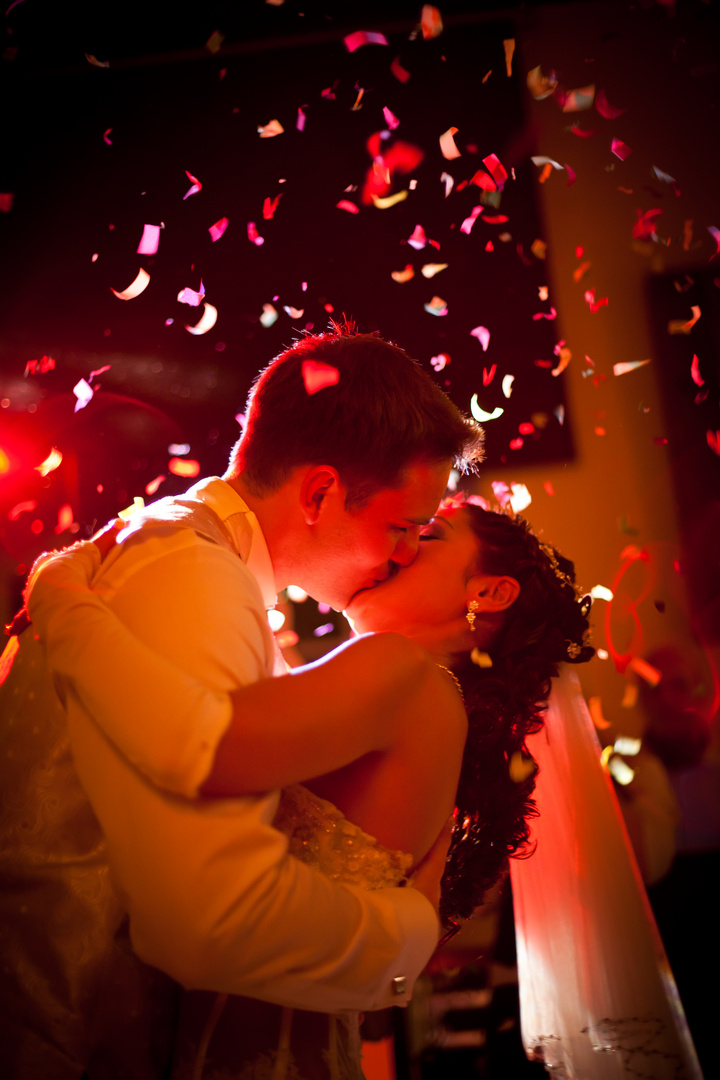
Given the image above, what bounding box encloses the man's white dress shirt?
[28,478,438,1012]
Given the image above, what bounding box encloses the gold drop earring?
[466,600,479,631]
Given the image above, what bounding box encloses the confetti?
[0,193,14,212]
[502,374,514,398]
[421,263,447,278]
[544,481,554,496]
[391,264,415,283]
[613,359,651,376]
[690,353,704,386]
[407,224,427,250]
[668,305,701,334]
[302,360,340,395]
[569,125,596,138]
[708,226,720,257]
[284,305,304,318]
[391,56,411,83]
[35,447,62,476]
[633,207,663,241]
[584,289,608,312]
[531,155,563,171]
[372,190,408,208]
[258,119,284,138]
[531,239,547,259]
[296,107,307,131]
[470,325,490,351]
[336,200,359,214]
[420,4,443,38]
[145,475,166,495]
[85,53,109,68]
[260,303,278,327]
[430,353,450,371]
[627,657,662,687]
[611,138,632,161]
[471,394,503,422]
[177,284,205,307]
[183,170,202,199]
[103,128,113,145]
[460,205,483,234]
[526,65,557,100]
[707,431,720,456]
[73,379,94,412]
[8,500,37,520]
[562,84,595,112]
[573,261,592,281]
[595,88,626,119]
[111,268,150,300]
[470,648,493,668]
[185,303,218,335]
[263,195,282,219]
[424,296,448,316]
[168,458,201,477]
[205,30,225,54]
[209,217,229,242]
[588,696,611,730]
[344,30,389,52]
[137,224,161,255]
[533,307,557,320]
[24,354,55,375]
[383,106,400,130]
[440,172,454,197]
[552,343,572,376]
[55,504,74,535]
[247,221,265,245]
[482,365,497,386]
[482,153,507,190]
[439,127,461,160]
[503,38,515,77]
[652,166,681,197]
[470,169,496,191]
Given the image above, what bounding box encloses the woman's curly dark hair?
[440,502,594,934]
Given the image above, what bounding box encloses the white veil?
[509,666,703,1080]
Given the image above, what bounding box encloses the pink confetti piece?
[145,475,166,495]
[519,422,535,435]
[613,359,651,375]
[296,106,307,132]
[103,128,113,145]
[408,224,427,250]
[424,296,448,316]
[247,221,265,245]
[73,379,93,412]
[302,360,340,395]
[263,195,282,220]
[183,170,202,200]
[460,205,483,234]
[430,353,450,371]
[708,226,720,257]
[344,30,389,52]
[89,364,111,381]
[24,354,55,375]
[177,284,205,307]
[562,84,595,112]
[633,207,663,241]
[533,307,557,321]
[668,305,701,334]
[336,200,359,214]
[391,264,415,283]
[209,217,229,242]
[482,364,497,386]
[470,326,490,351]
[482,153,508,190]
[137,223,161,255]
[595,88,626,119]
[565,163,577,186]
[439,126,461,160]
[185,303,218,335]
[584,290,608,313]
[391,55,411,83]
[690,354,704,386]
[55,504,74,535]
[569,125,596,137]
[611,138,632,161]
[111,268,150,300]
[383,106,400,130]
[168,458,201,477]
[258,119,284,138]
[8,499,37,521]
[707,431,720,456]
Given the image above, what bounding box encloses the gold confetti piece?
[531,239,547,259]
[391,264,415,283]
[439,126,461,160]
[615,735,641,756]
[470,648,492,668]
[621,684,638,709]
[371,190,408,208]
[503,38,515,77]
[118,497,145,521]
[509,751,535,782]
[421,263,448,278]
[588,696,611,730]
[627,657,662,686]
[258,119,284,138]
[111,268,150,300]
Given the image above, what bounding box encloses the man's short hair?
[228,321,484,509]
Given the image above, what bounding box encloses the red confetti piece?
[690,354,704,386]
[481,214,509,224]
[509,437,524,450]
[209,217,229,242]
[594,427,606,436]
[336,200,359,214]
[544,481,555,496]
[421,5,443,39]
[470,169,497,192]
[707,431,720,456]
[595,88,626,119]
[247,221,265,245]
[183,170,202,200]
[302,360,340,395]
[519,422,535,435]
[103,128,113,145]
[391,55,411,83]
[137,224,161,255]
[485,241,493,251]
[0,193,14,212]
[482,365,497,386]
[708,226,720,257]
[24,354,55,375]
[569,125,595,137]
[55,504,74,534]
[470,326,490,351]
[30,519,44,535]
[408,224,427,249]
[611,138,632,161]
[263,195,282,220]
[533,307,557,320]
[482,153,507,190]
[8,499,37,520]
[633,208,663,241]
[168,458,201,477]
[145,475,166,495]
[344,30,389,52]
[584,290,609,313]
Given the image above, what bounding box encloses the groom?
[1,325,483,1077]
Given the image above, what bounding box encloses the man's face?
[301,458,452,611]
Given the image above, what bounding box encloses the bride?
[24,494,594,1079]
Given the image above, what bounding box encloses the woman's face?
[344,504,480,641]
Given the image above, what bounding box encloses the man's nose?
[392,528,420,567]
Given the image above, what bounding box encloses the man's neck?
[223,472,296,591]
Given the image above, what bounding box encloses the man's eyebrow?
[432,515,454,529]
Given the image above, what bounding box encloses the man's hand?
[409,816,454,925]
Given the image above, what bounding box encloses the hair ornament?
[565,640,583,660]
[538,540,577,594]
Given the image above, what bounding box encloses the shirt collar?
[185,477,278,608]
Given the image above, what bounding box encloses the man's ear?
[467,573,520,613]
[299,465,344,525]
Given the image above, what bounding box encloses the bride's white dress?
[172,784,413,1080]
